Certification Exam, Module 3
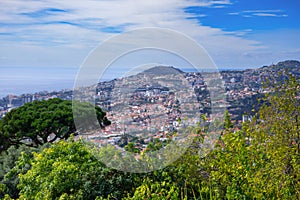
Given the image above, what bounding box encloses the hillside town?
[1,60,300,152]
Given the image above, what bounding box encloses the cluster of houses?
[1,61,299,152]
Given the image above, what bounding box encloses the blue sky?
[186,0,300,31]
[0,0,299,95]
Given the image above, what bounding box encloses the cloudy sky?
[0,0,299,95]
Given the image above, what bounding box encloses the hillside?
[141,66,184,76]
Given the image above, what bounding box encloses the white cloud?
[241,10,288,18]
[254,13,277,17]
[252,13,283,17]
[243,9,283,13]
[228,12,239,15]
[227,10,288,18]
[0,0,287,69]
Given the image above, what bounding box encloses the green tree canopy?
[224,109,233,130]
[0,145,42,199]
[16,138,136,200]
[0,98,110,151]
[206,76,300,199]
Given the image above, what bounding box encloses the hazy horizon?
[1,60,297,98]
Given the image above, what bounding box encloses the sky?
[0,0,300,95]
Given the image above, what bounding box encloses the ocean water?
[0,66,78,97]
[0,66,140,97]
[0,66,229,98]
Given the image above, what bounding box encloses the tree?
[206,75,300,199]
[0,98,110,150]
[0,120,10,152]
[16,138,137,199]
[124,142,140,153]
[0,145,44,199]
[248,75,300,198]
[124,124,209,199]
[224,109,233,130]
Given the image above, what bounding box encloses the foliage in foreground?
[14,138,138,200]
[208,76,299,199]
[0,145,39,199]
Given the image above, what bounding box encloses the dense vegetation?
[0,77,299,199]
[0,98,110,152]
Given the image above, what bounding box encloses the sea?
[0,66,77,98]
[0,66,234,98]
